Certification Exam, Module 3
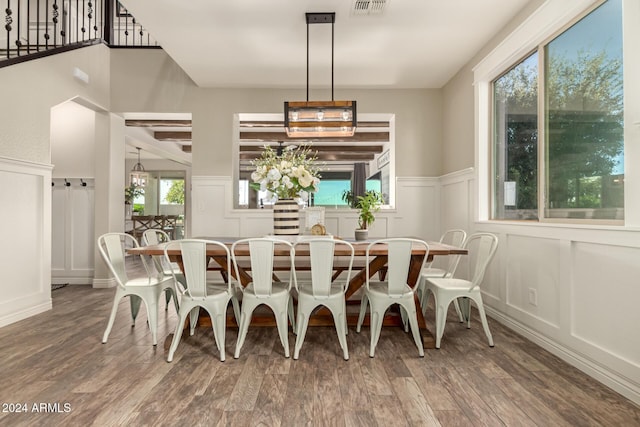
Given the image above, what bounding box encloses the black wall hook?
[80,179,87,187]
[64,179,71,187]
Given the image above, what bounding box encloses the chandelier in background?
[130,147,149,187]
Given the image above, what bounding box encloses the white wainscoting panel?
[393,177,439,240]
[191,176,438,240]
[571,242,640,370]
[439,167,640,404]
[504,234,562,329]
[439,168,474,234]
[0,157,52,327]
[191,177,241,237]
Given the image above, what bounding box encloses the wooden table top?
[127,237,467,258]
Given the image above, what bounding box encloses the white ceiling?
[121,0,533,89]
[121,0,534,162]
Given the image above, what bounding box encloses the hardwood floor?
[0,278,638,426]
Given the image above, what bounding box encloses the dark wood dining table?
[128,237,467,349]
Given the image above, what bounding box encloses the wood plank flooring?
[0,272,638,425]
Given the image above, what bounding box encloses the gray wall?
[109,49,444,177]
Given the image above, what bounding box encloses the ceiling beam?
[126,119,192,127]
[239,152,375,161]
[240,120,389,128]
[154,131,193,141]
[239,131,389,142]
[239,145,383,154]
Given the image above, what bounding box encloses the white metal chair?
[232,238,296,359]
[164,239,238,362]
[423,232,498,349]
[356,238,429,358]
[418,229,467,317]
[97,232,175,346]
[142,228,181,312]
[293,238,355,360]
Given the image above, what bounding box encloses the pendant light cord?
[306,21,309,102]
[331,18,334,101]
[305,15,336,102]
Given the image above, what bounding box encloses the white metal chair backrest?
[142,229,170,246]
[367,238,429,297]
[164,239,231,298]
[98,233,146,288]
[439,229,467,273]
[441,229,466,248]
[296,238,355,297]
[232,238,295,298]
[464,233,498,290]
[142,229,172,277]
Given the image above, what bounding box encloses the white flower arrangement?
[250,145,320,201]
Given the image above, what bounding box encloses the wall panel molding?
[0,156,52,327]
[440,166,640,405]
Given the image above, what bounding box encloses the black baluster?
[52,0,58,46]
[124,5,128,45]
[87,1,93,40]
[36,0,40,51]
[45,0,49,48]
[5,0,12,59]
[117,1,120,45]
[15,0,20,56]
[26,0,30,53]
[81,0,85,41]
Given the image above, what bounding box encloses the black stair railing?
[1,0,158,67]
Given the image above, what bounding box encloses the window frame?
[476,0,629,226]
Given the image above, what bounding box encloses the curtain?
[352,162,367,203]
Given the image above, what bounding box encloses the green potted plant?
[342,189,384,240]
[125,183,144,217]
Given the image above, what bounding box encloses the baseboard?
[0,301,52,328]
[485,306,640,406]
[52,277,94,286]
[92,277,116,289]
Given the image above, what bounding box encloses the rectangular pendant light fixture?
[284,100,357,138]
[284,13,357,138]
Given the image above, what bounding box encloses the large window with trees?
[492,0,623,222]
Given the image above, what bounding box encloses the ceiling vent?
[352,0,387,15]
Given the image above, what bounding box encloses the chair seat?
[126,276,172,288]
[421,267,447,278]
[297,281,345,299]
[180,281,234,300]
[426,277,475,291]
[244,281,289,298]
[366,281,414,298]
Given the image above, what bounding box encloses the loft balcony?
[1,0,158,67]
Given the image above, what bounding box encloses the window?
[493,53,539,220]
[491,0,623,222]
[314,172,352,207]
[161,178,185,205]
[234,113,395,210]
